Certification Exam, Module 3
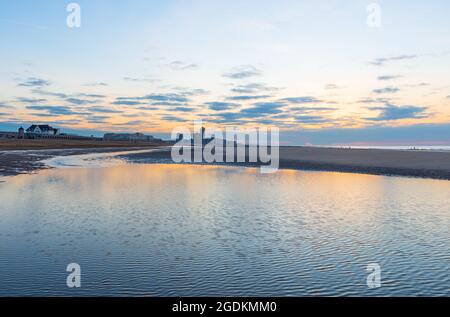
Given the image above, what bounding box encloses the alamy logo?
[66,3,81,28]
[367,3,382,28]
[66,263,81,288]
[366,263,381,289]
[171,121,279,174]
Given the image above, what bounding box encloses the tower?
[18,127,25,139]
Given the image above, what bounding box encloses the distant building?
[26,125,60,136]
[103,132,162,142]
[18,127,25,139]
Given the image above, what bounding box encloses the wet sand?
[0,143,163,177]
[119,146,450,180]
[2,142,450,180]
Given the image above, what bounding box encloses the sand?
[0,139,165,150]
[0,139,164,177]
[277,146,450,180]
[1,140,450,180]
[118,146,450,180]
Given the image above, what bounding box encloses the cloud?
[16,97,47,103]
[26,105,87,116]
[18,77,51,88]
[359,97,391,104]
[87,116,111,124]
[112,100,144,106]
[88,106,123,114]
[240,102,286,116]
[137,106,159,111]
[377,75,402,81]
[281,96,323,104]
[226,95,270,101]
[123,77,158,83]
[83,82,108,87]
[170,106,196,112]
[161,115,187,122]
[372,87,400,94]
[290,106,337,112]
[169,61,199,71]
[370,55,417,66]
[0,102,13,108]
[150,101,185,107]
[66,98,98,105]
[116,93,190,104]
[367,103,428,121]
[32,89,68,98]
[205,102,240,111]
[231,82,279,94]
[223,66,262,79]
[77,93,106,99]
[295,115,329,124]
[324,84,343,90]
[143,94,190,103]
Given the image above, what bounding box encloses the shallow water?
[0,162,449,296]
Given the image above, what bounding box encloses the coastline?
[118,146,450,181]
[0,145,163,178]
[2,144,450,180]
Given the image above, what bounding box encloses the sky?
[1,0,450,145]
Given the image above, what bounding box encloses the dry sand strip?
[118,146,450,180]
[278,147,450,180]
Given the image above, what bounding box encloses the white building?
[26,125,60,135]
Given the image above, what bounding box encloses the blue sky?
[1,0,450,145]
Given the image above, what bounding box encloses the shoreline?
[1,144,450,180]
[117,146,450,181]
[0,146,162,178]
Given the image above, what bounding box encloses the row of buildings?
[0,125,164,143]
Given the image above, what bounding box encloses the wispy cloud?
[226,95,271,101]
[367,103,428,121]
[66,98,98,105]
[26,105,87,116]
[240,101,286,117]
[372,86,400,94]
[16,97,47,103]
[295,115,329,124]
[112,100,144,106]
[291,106,337,112]
[32,89,68,98]
[324,84,343,90]
[359,97,391,104]
[88,106,123,114]
[231,82,279,94]
[169,61,199,71]
[377,75,402,81]
[281,96,323,104]
[205,102,240,111]
[0,102,13,109]
[370,55,417,66]
[123,77,158,83]
[223,65,262,79]
[18,77,51,88]
[83,82,108,87]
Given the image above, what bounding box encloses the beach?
[0,139,164,177]
[1,140,450,180]
[118,146,450,180]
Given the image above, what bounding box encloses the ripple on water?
[0,164,449,296]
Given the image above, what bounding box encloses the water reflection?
[0,164,449,296]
